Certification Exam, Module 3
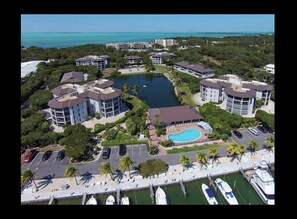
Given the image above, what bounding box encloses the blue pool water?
[168,128,202,143]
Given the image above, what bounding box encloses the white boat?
[250,160,275,205]
[201,183,218,205]
[215,178,238,205]
[121,196,130,205]
[155,186,167,205]
[143,85,146,87]
[106,195,115,205]
[86,195,97,205]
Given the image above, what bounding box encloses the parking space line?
[52,158,57,164]
[132,146,134,157]
[36,157,43,166]
[28,155,39,167]
[139,145,142,157]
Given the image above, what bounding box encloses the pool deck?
[21,149,274,204]
[148,123,207,155]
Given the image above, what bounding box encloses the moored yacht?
[202,183,218,205]
[250,160,275,205]
[155,187,167,205]
[106,195,115,205]
[215,178,238,205]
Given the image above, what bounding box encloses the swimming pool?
[168,128,202,143]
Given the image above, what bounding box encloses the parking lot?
[229,127,274,147]
[21,151,70,177]
[98,144,150,169]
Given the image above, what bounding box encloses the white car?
[248,127,259,136]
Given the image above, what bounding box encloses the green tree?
[138,159,167,178]
[196,152,209,167]
[248,140,260,154]
[264,137,274,151]
[121,82,130,95]
[21,169,38,191]
[226,140,239,160]
[179,154,191,170]
[132,85,140,97]
[95,112,100,119]
[64,165,80,185]
[237,144,246,161]
[119,153,135,178]
[208,147,219,164]
[99,162,115,181]
[255,99,264,109]
[29,90,52,109]
[161,139,174,147]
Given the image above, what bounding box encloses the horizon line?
[22,31,274,33]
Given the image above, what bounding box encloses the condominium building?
[149,52,176,65]
[200,74,273,116]
[174,61,215,78]
[154,39,177,47]
[48,79,122,127]
[106,42,152,50]
[75,55,110,69]
[124,55,143,66]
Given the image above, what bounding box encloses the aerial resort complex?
[21,15,275,205]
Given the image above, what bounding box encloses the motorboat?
[201,183,218,205]
[143,85,146,87]
[106,195,115,205]
[155,187,167,205]
[215,178,238,205]
[250,160,275,205]
[121,196,130,205]
[86,195,97,205]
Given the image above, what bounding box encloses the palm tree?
[99,162,115,181]
[179,154,191,170]
[196,152,209,167]
[208,147,219,164]
[21,169,38,191]
[264,137,274,151]
[121,82,130,95]
[64,165,80,185]
[132,85,140,96]
[248,140,259,154]
[237,144,246,161]
[226,140,238,159]
[119,153,135,178]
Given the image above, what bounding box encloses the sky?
[21,15,274,32]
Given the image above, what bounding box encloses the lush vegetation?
[226,140,246,161]
[161,140,174,147]
[138,159,167,178]
[167,143,221,154]
[29,90,52,109]
[21,113,61,148]
[59,124,91,160]
[119,154,135,178]
[148,145,160,155]
[171,35,274,81]
[199,103,260,140]
[255,110,275,130]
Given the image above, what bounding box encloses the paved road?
[21,127,274,179]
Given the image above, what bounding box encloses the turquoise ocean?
[21,32,273,48]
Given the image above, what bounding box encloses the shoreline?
[21,149,274,203]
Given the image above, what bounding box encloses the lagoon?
[112,73,180,108]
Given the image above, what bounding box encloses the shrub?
[149,145,160,155]
[94,123,106,133]
[161,140,174,147]
[138,159,167,178]
[95,112,100,119]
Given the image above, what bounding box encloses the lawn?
[101,68,118,77]
[167,143,222,154]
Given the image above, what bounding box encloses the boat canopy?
[206,188,215,198]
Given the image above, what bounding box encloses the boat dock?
[116,188,120,205]
[240,168,254,183]
[149,184,154,204]
[179,179,186,199]
[21,149,274,204]
[81,192,87,205]
[207,174,216,191]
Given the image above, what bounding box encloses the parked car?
[257,125,268,133]
[42,150,52,161]
[56,150,65,161]
[248,127,259,136]
[119,144,126,156]
[102,147,111,159]
[262,123,273,134]
[23,149,38,163]
[232,130,243,138]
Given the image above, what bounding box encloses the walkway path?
[21,149,274,203]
